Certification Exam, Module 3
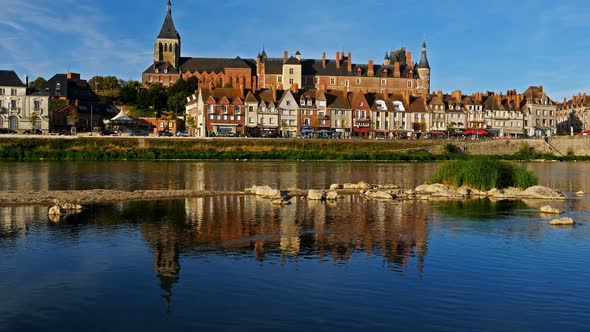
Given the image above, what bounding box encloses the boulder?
[489,187,524,199]
[415,184,470,198]
[308,190,326,201]
[363,190,395,200]
[48,205,64,216]
[326,191,340,201]
[521,186,567,200]
[549,217,575,226]
[61,202,83,212]
[377,184,400,190]
[329,184,343,190]
[342,183,357,190]
[576,191,585,197]
[540,206,564,215]
[357,181,373,190]
[246,186,282,199]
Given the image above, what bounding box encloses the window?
[11,89,17,96]
[208,105,214,113]
[407,81,412,88]
[235,106,241,114]
[34,100,41,110]
[334,110,339,115]
[289,79,294,85]
[286,101,291,106]
[341,110,346,115]
[270,118,274,124]
[0,100,2,108]
[9,116,18,129]
[381,79,386,85]
[304,118,310,126]
[314,77,319,84]
[345,80,350,87]
[335,120,340,127]
[355,78,361,84]
[149,76,153,82]
[307,100,312,106]
[223,115,228,120]
[0,88,4,95]
[289,68,294,75]
[249,117,255,124]
[222,105,228,113]
[34,118,41,130]
[11,100,17,109]
[301,110,305,115]
[209,115,214,120]
[248,106,254,112]
[330,77,336,85]
[278,76,283,84]
[236,116,241,121]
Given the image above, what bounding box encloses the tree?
[50,99,68,112]
[67,108,80,130]
[104,76,120,91]
[186,115,196,134]
[88,76,105,91]
[29,112,40,129]
[29,77,46,89]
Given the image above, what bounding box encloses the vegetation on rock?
[429,158,539,190]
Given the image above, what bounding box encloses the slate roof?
[158,1,180,39]
[418,41,430,69]
[41,74,99,102]
[327,91,351,109]
[0,70,25,87]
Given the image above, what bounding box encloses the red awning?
[464,129,489,135]
[353,127,371,133]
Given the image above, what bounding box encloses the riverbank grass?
[429,158,539,191]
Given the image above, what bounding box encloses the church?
[142,1,431,95]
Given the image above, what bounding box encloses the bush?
[429,158,538,190]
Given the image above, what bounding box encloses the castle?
[142,1,431,95]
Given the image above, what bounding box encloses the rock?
[540,206,564,215]
[415,184,449,195]
[521,186,567,200]
[363,190,395,200]
[549,217,575,226]
[329,184,343,190]
[489,187,524,199]
[377,184,400,190]
[415,184,470,198]
[326,191,340,201]
[576,191,585,197]
[342,183,357,189]
[357,181,373,190]
[246,186,282,199]
[61,202,83,212]
[48,205,64,216]
[308,190,326,201]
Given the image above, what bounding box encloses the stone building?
[521,86,557,137]
[0,70,50,133]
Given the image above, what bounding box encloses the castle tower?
[154,0,181,69]
[417,41,431,93]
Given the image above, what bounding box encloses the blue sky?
[1,0,589,100]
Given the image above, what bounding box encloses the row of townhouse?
[556,93,590,134]
[185,86,558,138]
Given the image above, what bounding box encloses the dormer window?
[356,67,362,76]
[307,100,312,106]
[382,69,388,78]
[300,98,305,105]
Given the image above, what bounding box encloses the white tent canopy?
[105,110,135,124]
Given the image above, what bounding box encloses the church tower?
[154,0,181,70]
[417,41,431,93]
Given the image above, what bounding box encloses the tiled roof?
[180,57,253,73]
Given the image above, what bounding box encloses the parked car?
[50,129,70,136]
[101,129,119,136]
[176,131,190,137]
[132,130,149,137]
[157,131,173,137]
[24,129,43,135]
[0,128,17,134]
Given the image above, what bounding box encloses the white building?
[0,70,50,133]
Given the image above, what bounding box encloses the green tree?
[88,76,105,91]
[29,77,47,89]
[29,112,40,129]
[50,99,68,112]
[67,108,80,130]
[104,76,120,91]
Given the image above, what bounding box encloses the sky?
[1,0,590,101]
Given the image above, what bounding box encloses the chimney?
[402,90,410,106]
[421,92,428,105]
[320,83,327,92]
[394,62,401,78]
[406,52,412,67]
[291,83,299,94]
[283,51,288,64]
[239,83,244,98]
[322,52,326,68]
[437,90,443,99]
[252,76,258,91]
[452,90,462,101]
[368,60,374,77]
[495,94,503,106]
[336,52,341,68]
[24,74,29,88]
[539,85,544,92]
[383,89,389,99]
[272,85,277,102]
[347,52,352,73]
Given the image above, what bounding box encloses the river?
[1,161,589,331]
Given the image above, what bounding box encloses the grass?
[429,158,539,190]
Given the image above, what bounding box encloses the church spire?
[418,40,430,69]
[167,0,172,15]
[158,0,179,39]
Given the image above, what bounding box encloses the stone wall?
[459,138,590,156]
